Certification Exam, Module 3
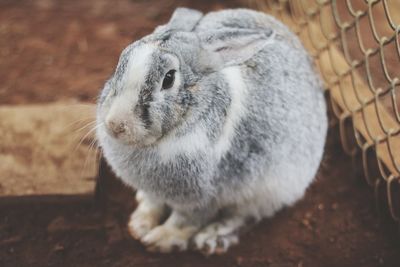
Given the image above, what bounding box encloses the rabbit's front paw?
[193,223,239,255]
[193,215,250,255]
[128,197,166,240]
[142,224,197,253]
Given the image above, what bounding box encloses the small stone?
[331,203,339,210]
[235,256,244,266]
[53,243,64,252]
[301,219,310,227]
[47,216,69,233]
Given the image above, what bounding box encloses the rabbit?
[96,7,327,254]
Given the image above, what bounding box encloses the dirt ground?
[0,0,242,104]
[1,0,400,266]
[1,131,400,267]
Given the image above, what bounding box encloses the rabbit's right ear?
[199,28,275,70]
[154,8,203,35]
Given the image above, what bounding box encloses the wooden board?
[0,102,97,196]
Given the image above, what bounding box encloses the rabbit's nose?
[106,120,126,137]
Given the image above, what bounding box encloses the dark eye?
[162,70,176,90]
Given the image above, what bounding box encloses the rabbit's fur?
[97,8,327,254]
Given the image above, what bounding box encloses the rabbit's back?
[217,41,326,182]
[204,10,327,208]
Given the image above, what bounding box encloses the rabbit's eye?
[162,70,176,90]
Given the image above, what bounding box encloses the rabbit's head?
[97,9,204,147]
[97,8,274,147]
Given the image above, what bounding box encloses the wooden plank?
[0,102,97,196]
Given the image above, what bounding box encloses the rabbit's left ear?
[199,28,275,69]
[155,8,203,35]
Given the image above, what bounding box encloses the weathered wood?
[0,102,97,196]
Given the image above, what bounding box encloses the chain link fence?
[249,0,400,225]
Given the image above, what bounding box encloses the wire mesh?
[249,0,400,224]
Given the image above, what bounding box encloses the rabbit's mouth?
[104,123,160,148]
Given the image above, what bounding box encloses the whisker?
[61,103,96,108]
[60,117,95,133]
[80,135,99,179]
[73,123,102,153]
[70,121,98,146]
[72,120,97,135]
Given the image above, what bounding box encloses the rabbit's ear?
[156,8,203,34]
[199,28,275,69]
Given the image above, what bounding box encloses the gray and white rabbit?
[96,8,327,254]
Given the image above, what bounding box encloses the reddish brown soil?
[1,1,399,267]
[0,0,242,104]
